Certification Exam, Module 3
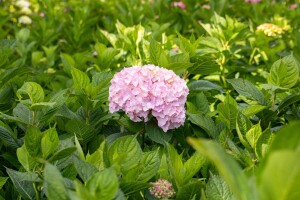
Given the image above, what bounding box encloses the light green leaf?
[41,128,59,159]
[241,105,266,117]
[255,128,274,160]
[277,94,300,114]
[268,55,300,89]
[16,82,44,104]
[259,151,300,200]
[245,123,262,149]
[44,163,68,200]
[206,173,232,200]
[73,156,98,182]
[74,135,85,161]
[227,79,266,105]
[107,135,142,172]
[217,103,238,131]
[188,80,224,94]
[0,177,8,189]
[183,151,205,183]
[84,168,119,200]
[71,68,91,93]
[166,143,184,187]
[236,112,252,150]
[86,141,106,171]
[17,145,36,172]
[24,127,43,157]
[60,53,75,73]
[187,138,251,200]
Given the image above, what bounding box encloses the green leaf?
[188,80,224,94]
[16,28,30,43]
[6,168,39,200]
[44,163,68,200]
[187,113,218,138]
[86,141,106,170]
[41,128,59,159]
[0,177,8,189]
[71,67,91,93]
[119,181,150,196]
[48,147,76,162]
[60,53,75,73]
[236,112,252,150]
[17,145,36,172]
[227,79,266,105]
[245,123,262,149]
[73,156,98,182]
[258,151,300,200]
[16,82,44,104]
[277,94,300,114]
[24,127,43,157]
[65,119,96,144]
[85,168,119,200]
[145,121,173,144]
[187,138,251,200]
[107,135,142,172]
[149,39,169,67]
[189,55,219,75]
[176,181,203,200]
[166,143,184,187]
[268,55,300,88]
[241,105,266,117]
[255,128,274,160]
[206,173,232,200]
[124,150,160,183]
[74,135,85,161]
[0,120,21,148]
[268,121,300,152]
[217,103,238,131]
[183,151,205,183]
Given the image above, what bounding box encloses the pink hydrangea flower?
[244,0,261,3]
[171,1,186,9]
[109,65,189,132]
[289,4,298,10]
[149,179,175,199]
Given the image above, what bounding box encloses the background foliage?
[0,0,300,199]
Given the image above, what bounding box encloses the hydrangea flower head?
[244,0,261,3]
[256,23,284,37]
[171,1,186,9]
[109,64,188,132]
[149,179,175,199]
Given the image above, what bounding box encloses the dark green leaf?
[206,173,232,200]
[188,80,224,94]
[187,113,218,138]
[145,121,173,144]
[48,147,76,162]
[73,156,98,182]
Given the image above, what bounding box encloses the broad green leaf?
[227,79,266,105]
[189,55,219,75]
[268,55,300,89]
[0,120,21,148]
[206,173,232,200]
[85,168,119,200]
[217,103,238,131]
[73,156,98,182]
[210,0,228,14]
[61,53,75,73]
[176,181,203,200]
[107,135,142,172]
[16,28,30,43]
[41,128,59,159]
[65,119,96,144]
[258,151,300,200]
[0,86,14,111]
[16,82,44,104]
[119,181,150,196]
[188,80,224,94]
[48,147,76,162]
[183,151,205,183]
[86,141,106,170]
[187,113,218,138]
[44,163,68,200]
[187,138,251,200]
[255,128,274,160]
[74,135,85,161]
[0,177,8,189]
[124,150,160,183]
[277,94,300,114]
[241,105,266,117]
[236,112,252,150]
[268,121,300,152]
[71,67,91,93]
[145,121,173,144]
[245,123,262,149]
[17,145,36,172]
[24,127,43,157]
[187,92,210,114]
[6,168,40,200]
[166,143,184,187]
[227,139,253,168]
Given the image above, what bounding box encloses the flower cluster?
[15,0,32,25]
[149,179,175,199]
[109,65,188,132]
[171,1,186,9]
[244,0,261,3]
[256,23,284,37]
